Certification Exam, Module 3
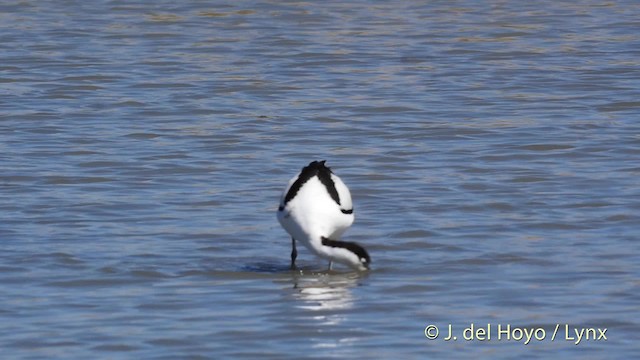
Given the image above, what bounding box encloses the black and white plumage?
[277,160,370,271]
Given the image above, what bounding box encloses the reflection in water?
[286,271,370,350]
[289,271,368,315]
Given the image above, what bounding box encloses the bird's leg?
[327,261,333,271]
[290,237,297,270]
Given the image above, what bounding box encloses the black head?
[322,237,371,270]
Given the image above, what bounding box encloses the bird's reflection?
[288,270,368,313]
[271,268,371,350]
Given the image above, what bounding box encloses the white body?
[277,162,368,270]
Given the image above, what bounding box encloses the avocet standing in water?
[277,160,370,271]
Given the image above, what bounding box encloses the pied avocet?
[277,160,370,271]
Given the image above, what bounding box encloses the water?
[1,0,639,358]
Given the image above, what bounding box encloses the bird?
[277,160,370,271]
